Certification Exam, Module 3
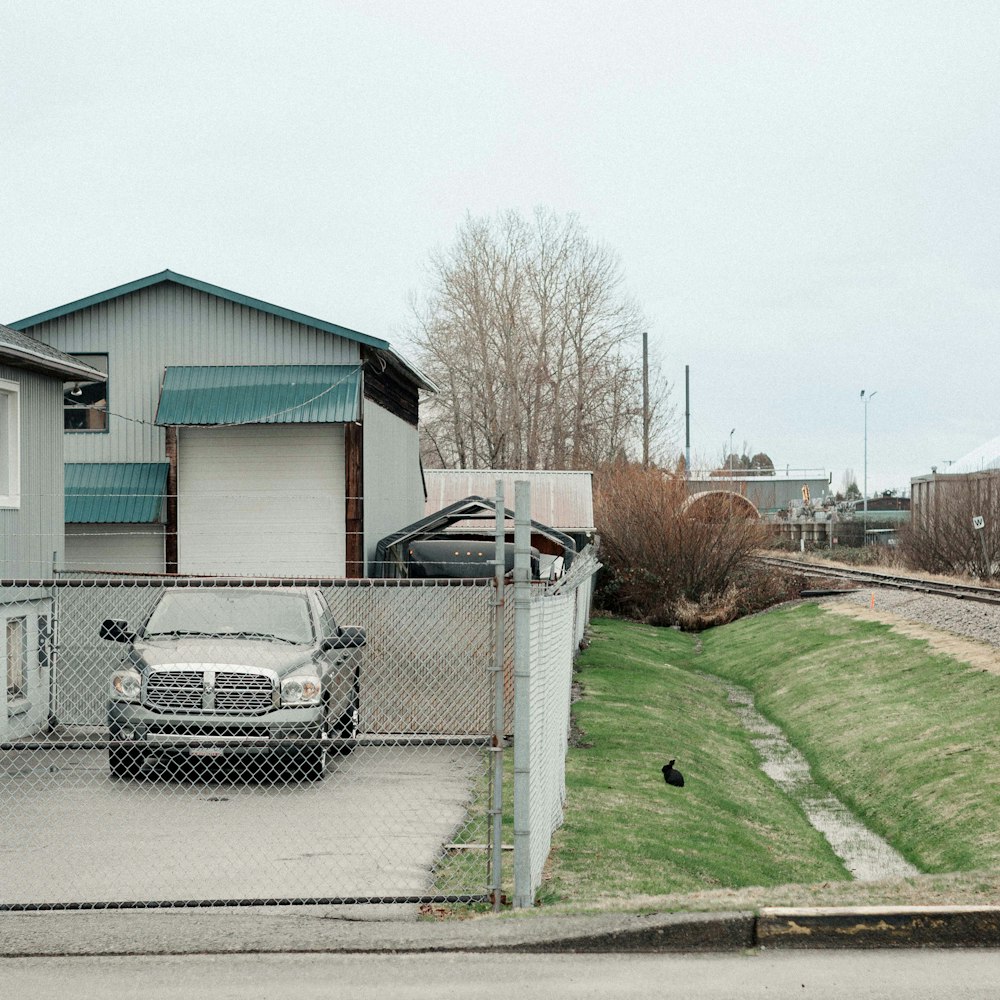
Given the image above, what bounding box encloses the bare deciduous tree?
[410,208,672,470]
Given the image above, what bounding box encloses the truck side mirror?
[100,619,135,643]
[327,626,366,650]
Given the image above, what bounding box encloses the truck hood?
[131,638,315,676]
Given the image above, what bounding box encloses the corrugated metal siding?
[363,398,425,570]
[65,463,168,523]
[64,524,165,573]
[156,365,361,425]
[423,469,595,533]
[0,364,63,577]
[20,283,362,465]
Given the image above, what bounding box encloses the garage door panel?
[178,425,345,576]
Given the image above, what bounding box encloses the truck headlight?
[110,669,141,703]
[281,674,322,706]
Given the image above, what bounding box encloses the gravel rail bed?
[835,588,1000,649]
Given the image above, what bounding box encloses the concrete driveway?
[0,742,487,906]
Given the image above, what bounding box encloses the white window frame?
[0,377,21,509]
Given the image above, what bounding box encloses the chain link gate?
[0,577,502,910]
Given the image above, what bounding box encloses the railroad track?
[757,555,1000,608]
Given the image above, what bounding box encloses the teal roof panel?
[155,365,362,425]
[66,463,169,523]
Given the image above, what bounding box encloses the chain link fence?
[2,518,599,910]
[0,578,497,909]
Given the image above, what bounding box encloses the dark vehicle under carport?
[374,495,575,580]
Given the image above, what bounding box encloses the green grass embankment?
[548,619,848,901]
[549,606,1000,904]
[697,603,1000,874]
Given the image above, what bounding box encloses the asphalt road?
[0,743,486,905]
[5,951,1000,1000]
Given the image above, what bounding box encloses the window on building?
[0,378,20,508]
[6,617,27,703]
[65,354,109,431]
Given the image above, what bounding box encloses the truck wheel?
[294,745,327,782]
[333,680,360,756]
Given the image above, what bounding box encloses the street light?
[861,390,878,543]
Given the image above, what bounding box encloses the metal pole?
[863,391,867,543]
[642,331,649,468]
[512,481,533,908]
[684,364,690,478]
[490,481,506,911]
[862,390,877,545]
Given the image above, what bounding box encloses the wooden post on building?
[345,423,364,578]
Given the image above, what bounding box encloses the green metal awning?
[155,365,362,425]
[66,463,169,523]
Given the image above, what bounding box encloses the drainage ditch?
[720,680,918,882]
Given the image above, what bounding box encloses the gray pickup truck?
[102,587,365,781]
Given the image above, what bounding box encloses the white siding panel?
[64,524,165,574]
[362,399,425,571]
[178,425,345,576]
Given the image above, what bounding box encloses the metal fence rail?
[511,487,601,905]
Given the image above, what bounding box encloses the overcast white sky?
[3,1,998,494]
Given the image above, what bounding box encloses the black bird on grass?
[662,760,684,787]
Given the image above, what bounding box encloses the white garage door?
[178,424,345,576]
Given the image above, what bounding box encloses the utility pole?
[642,331,649,468]
[861,389,878,544]
[684,364,691,478]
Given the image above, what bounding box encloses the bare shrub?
[594,465,797,628]
[901,474,1000,578]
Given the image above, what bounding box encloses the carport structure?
[372,495,577,579]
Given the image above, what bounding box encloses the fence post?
[512,480,533,908]
[490,481,506,911]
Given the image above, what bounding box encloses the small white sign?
[973,515,985,530]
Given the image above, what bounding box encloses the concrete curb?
[1,906,999,957]
[757,906,1000,950]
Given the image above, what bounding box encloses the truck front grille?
[146,671,203,711]
[144,668,276,714]
[215,672,274,713]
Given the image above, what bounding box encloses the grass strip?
[546,619,848,903]
[695,602,1000,874]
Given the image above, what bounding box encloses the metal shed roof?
[374,496,576,578]
[66,463,169,523]
[155,365,362,425]
[423,469,595,533]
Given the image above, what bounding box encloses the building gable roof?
[0,323,104,380]
[8,269,434,391]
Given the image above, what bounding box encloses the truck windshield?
[144,591,314,645]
